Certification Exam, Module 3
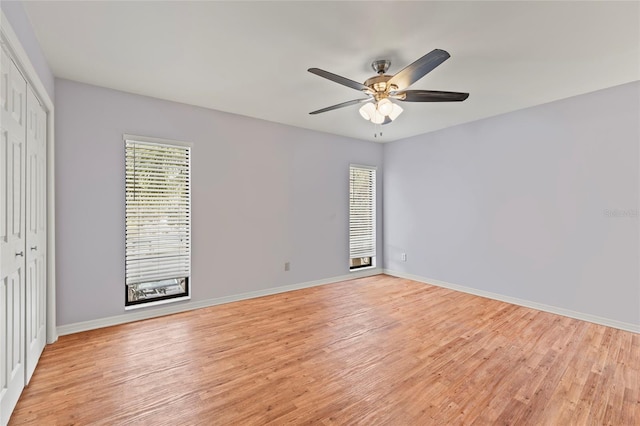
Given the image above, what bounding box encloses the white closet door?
[0,47,27,426]
[24,87,46,385]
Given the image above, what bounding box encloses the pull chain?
[373,121,382,139]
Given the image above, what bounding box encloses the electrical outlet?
[401,253,407,262]
[284,262,290,271]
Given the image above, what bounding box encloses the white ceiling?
[23,1,640,142]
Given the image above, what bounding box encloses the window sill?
[125,295,191,311]
[349,265,376,272]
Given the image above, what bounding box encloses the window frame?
[349,164,377,271]
[123,134,192,309]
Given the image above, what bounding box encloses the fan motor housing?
[364,74,398,98]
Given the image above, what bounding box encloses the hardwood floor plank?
[9,275,640,425]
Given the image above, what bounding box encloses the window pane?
[127,278,188,303]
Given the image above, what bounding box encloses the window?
[349,165,376,270]
[125,136,191,307]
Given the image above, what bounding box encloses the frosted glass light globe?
[359,102,376,120]
[377,98,393,116]
[371,110,385,124]
[388,103,404,121]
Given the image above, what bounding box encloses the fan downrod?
[371,60,391,75]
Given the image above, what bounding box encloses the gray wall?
[1,0,54,100]
[55,78,383,326]
[384,81,640,327]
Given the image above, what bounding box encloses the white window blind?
[349,165,376,260]
[125,139,191,292]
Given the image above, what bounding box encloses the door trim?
[1,10,57,344]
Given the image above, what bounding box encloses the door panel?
[25,87,46,384]
[0,47,27,426]
[1,129,6,244]
[8,271,24,381]
[1,271,25,422]
[11,140,22,237]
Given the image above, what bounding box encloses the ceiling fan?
[308,49,469,125]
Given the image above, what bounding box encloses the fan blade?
[308,68,372,93]
[309,98,371,115]
[387,49,450,90]
[395,90,469,102]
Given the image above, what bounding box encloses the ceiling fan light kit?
[308,48,469,131]
[358,99,404,124]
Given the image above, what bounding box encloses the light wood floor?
[9,275,639,425]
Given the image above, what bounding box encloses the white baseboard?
[56,268,383,336]
[383,269,640,334]
[56,268,639,336]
